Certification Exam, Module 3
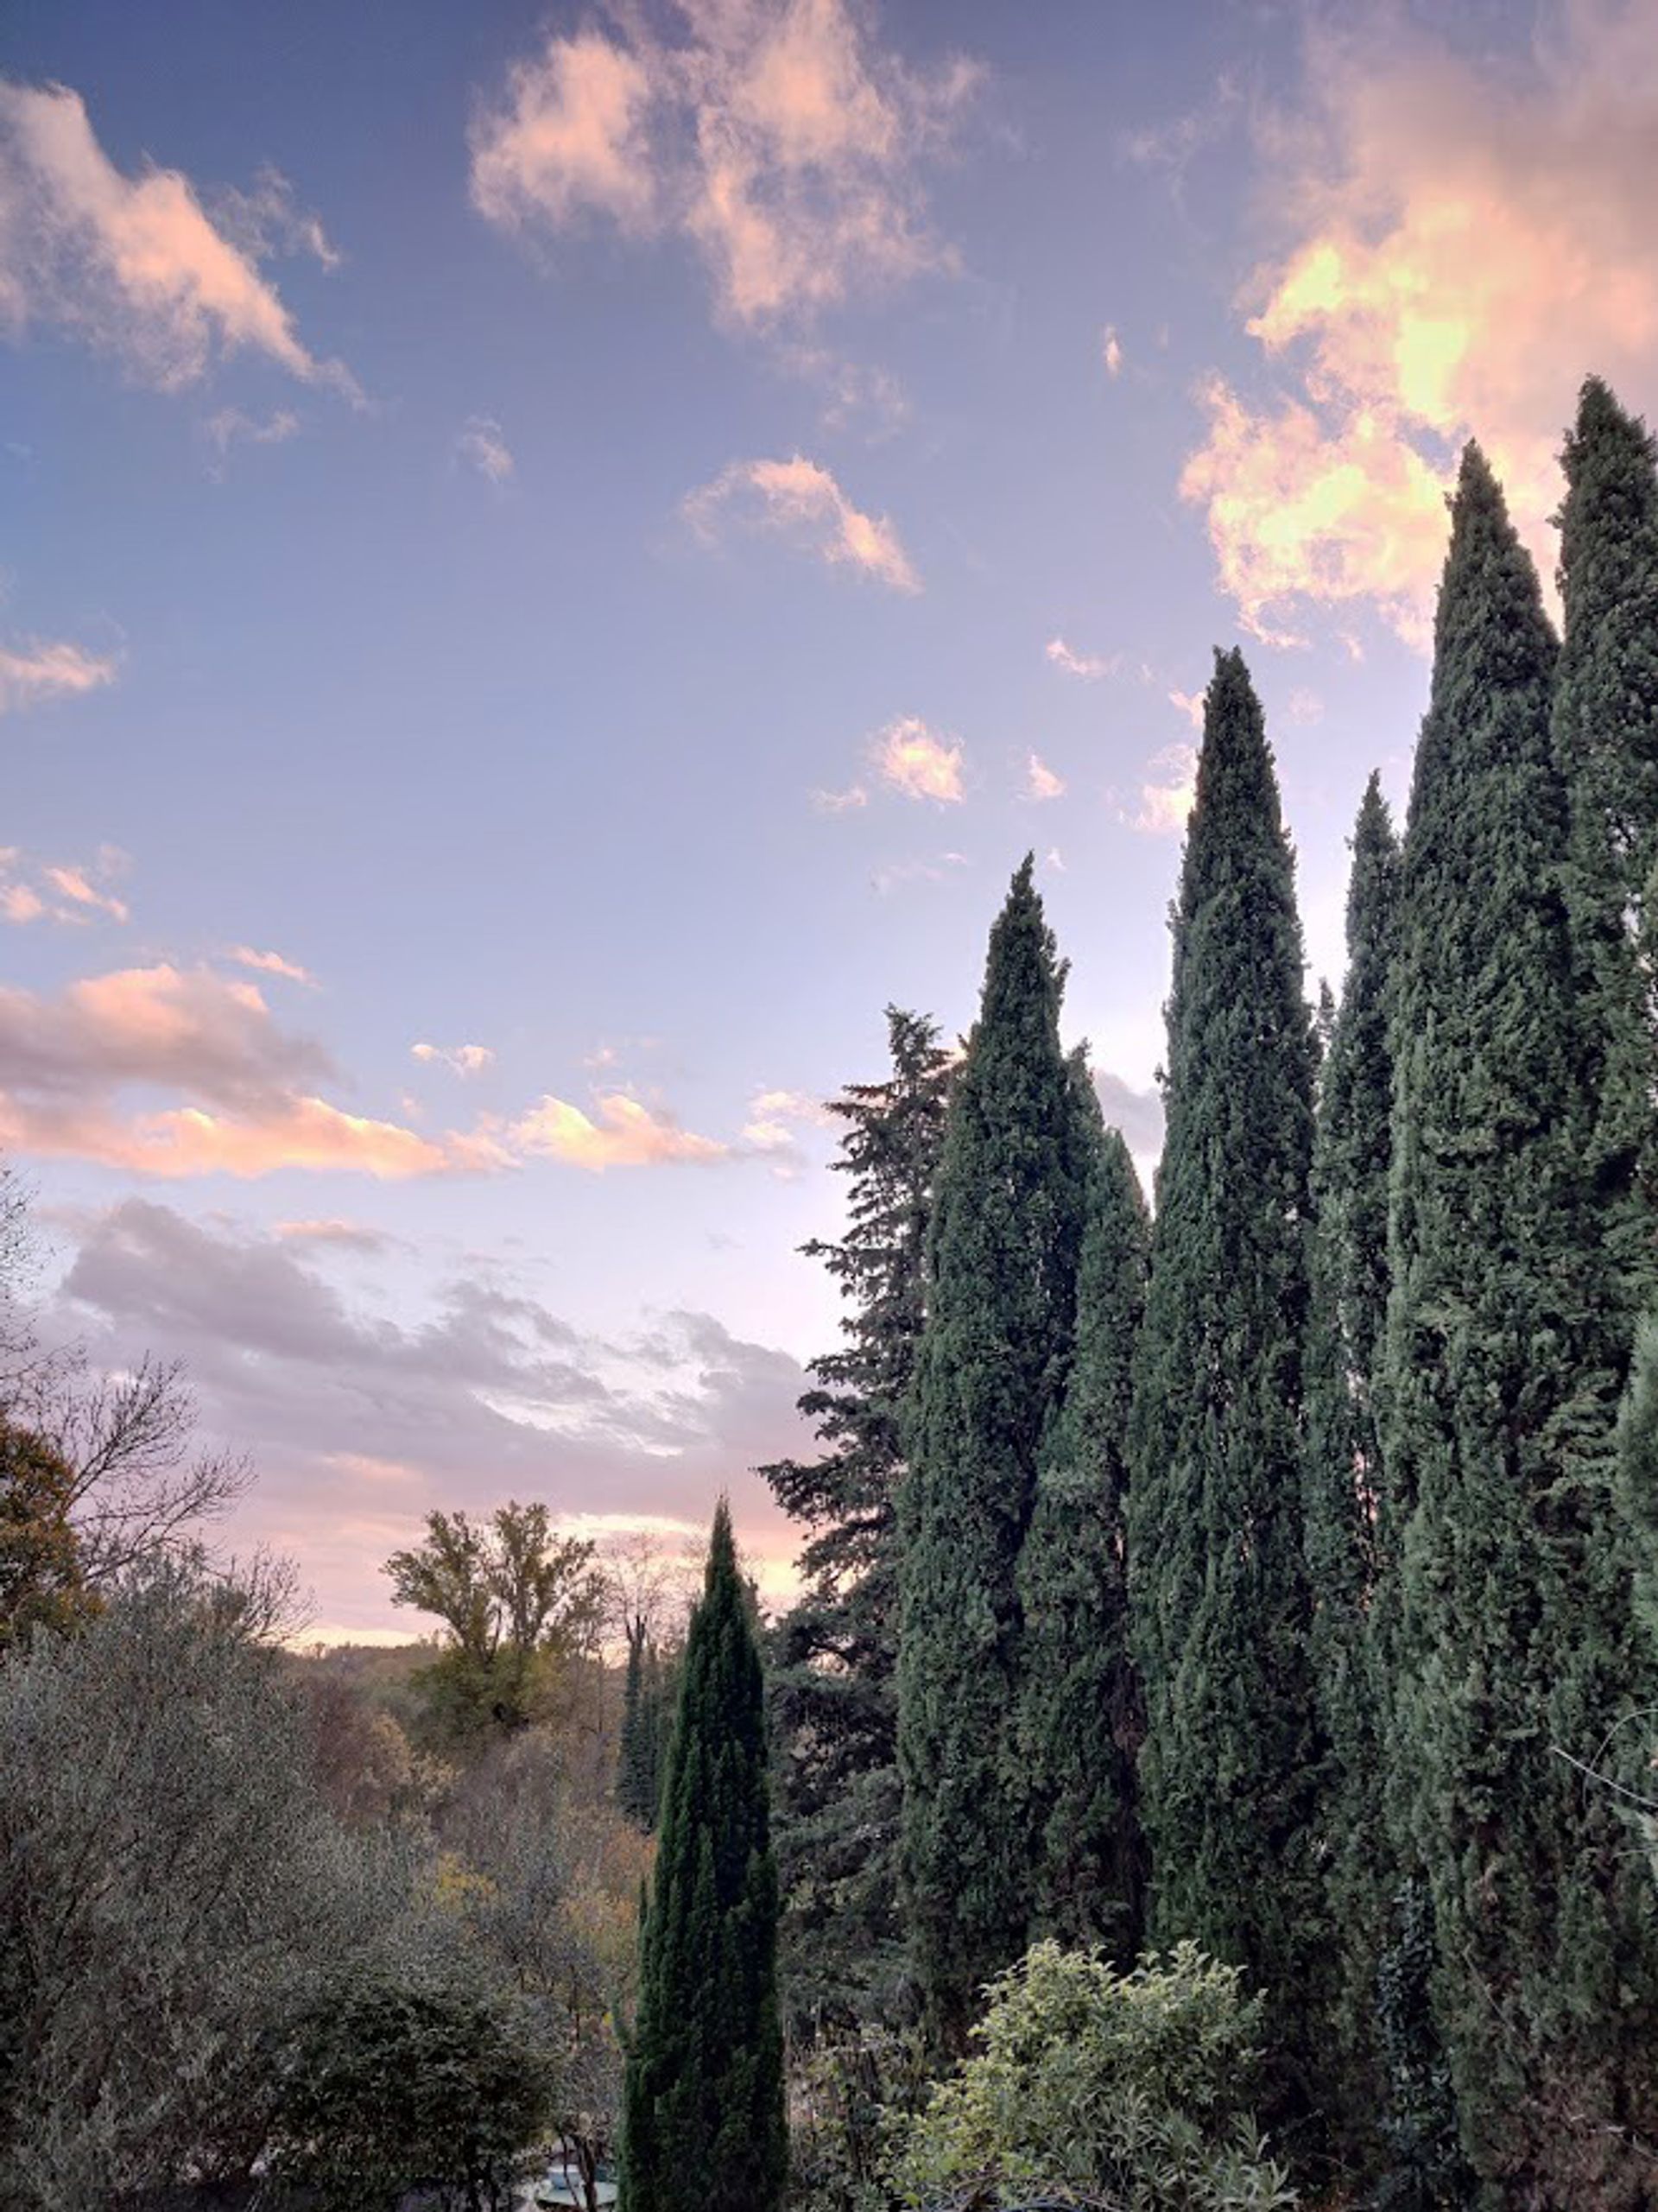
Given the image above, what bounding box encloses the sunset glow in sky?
[5,0,1657,1633]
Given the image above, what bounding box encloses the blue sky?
[3,0,1655,1632]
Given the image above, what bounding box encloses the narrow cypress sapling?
[1300,773,1400,2133]
[896,858,1090,2048]
[1124,649,1325,2120]
[619,1501,786,2212]
[1016,1066,1149,1955]
[1382,443,1658,2201]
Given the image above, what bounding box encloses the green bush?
[889,1939,1296,2210]
[270,1977,549,2211]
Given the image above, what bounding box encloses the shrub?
[889,1939,1296,2210]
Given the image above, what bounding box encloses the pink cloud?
[0,79,355,396]
[1182,4,1658,645]
[684,452,920,591]
[229,946,314,986]
[870,714,963,802]
[470,0,978,330]
[0,637,117,713]
[509,1092,728,1172]
[1027,751,1065,802]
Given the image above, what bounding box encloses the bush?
[269,1977,549,2211]
[889,1940,1297,2210]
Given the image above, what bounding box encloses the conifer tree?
[1016,1072,1149,1954]
[761,1008,952,2018]
[1124,649,1323,2100]
[1382,443,1658,2199]
[617,1622,670,1830]
[1300,774,1400,2107]
[897,858,1090,2045]
[1555,377,1658,1308]
[620,1501,786,2212]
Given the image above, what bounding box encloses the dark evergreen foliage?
[617,1621,672,1831]
[1124,649,1324,2107]
[1300,774,1400,2126]
[1016,1074,1149,1954]
[1555,377,1658,1309]
[896,859,1091,2045]
[761,1009,952,2021]
[620,1500,786,2212]
[1382,443,1658,2201]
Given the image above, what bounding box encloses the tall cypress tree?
[897,857,1089,2045]
[762,1008,952,2020]
[1124,649,1323,2101]
[1301,773,1400,2110]
[1382,443,1658,2201]
[620,1501,786,2212]
[1555,377,1658,1309]
[1016,1070,1149,1955]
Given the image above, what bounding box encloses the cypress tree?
[618,1622,665,1829]
[1124,649,1323,2102]
[1555,377,1658,1309]
[1301,774,1400,2108]
[1015,1072,1149,1954]
[1382,442,1658,2201]
[620,1501,786,2212]
[896,857,1090,2046]
[761,1009,951,2020]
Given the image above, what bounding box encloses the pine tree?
[897,858,1090,2045]
[1016,1068,1149,1954]
[1124,649,1323,2106]
[620,1501,786,2212]
[761,1009,951,2020]
[1555,377,1658,1309]
[1300,774,1400,2115]
[1382,443,1658,2200]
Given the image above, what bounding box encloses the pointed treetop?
[706,1494,736,1584]
[1178,648,1288,919]
[1346,772,1400,958]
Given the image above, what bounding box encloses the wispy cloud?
[1046,635,1117,681]
[742,1085,832,1154]
[229,946,314,986]
[470,0,979,331]
[684,453,920,591]
[509,1092,727,1171]
[1182,3,1658,646]
[1027,752,1065,801]
[1125,743,1199,837]
[457,414,514,484]
[1102,325,1123,377]
[0,79,356,396]
[412,1041,495,1077]
[871,849,968,894]
[870,714,963,802]
[1,845,128,925]
[809,781,868,814]
[0,637,117,714]
[205,407,300,466]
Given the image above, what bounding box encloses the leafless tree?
[0,1166,256,1588]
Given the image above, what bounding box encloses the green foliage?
[386,1501,604,1738]
[271,1977,548,2211]
[617,1619,674,1829]
[1382,442,1658,2199]
[1555,377,1658,1301]
[0,1422,94,1650]
[1016,1090,1149,1954]
[788,2025,933,2212]
[898,860,1092,2044]
[621,1499,787,2212]
[890,1940,1295,2211]
[764,1008,952,2023]
[1125,650,1323,2107]
[1370,1879,1470,2212]
[1300,775,1400,2138]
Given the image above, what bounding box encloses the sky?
[3,0,1657,1637]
